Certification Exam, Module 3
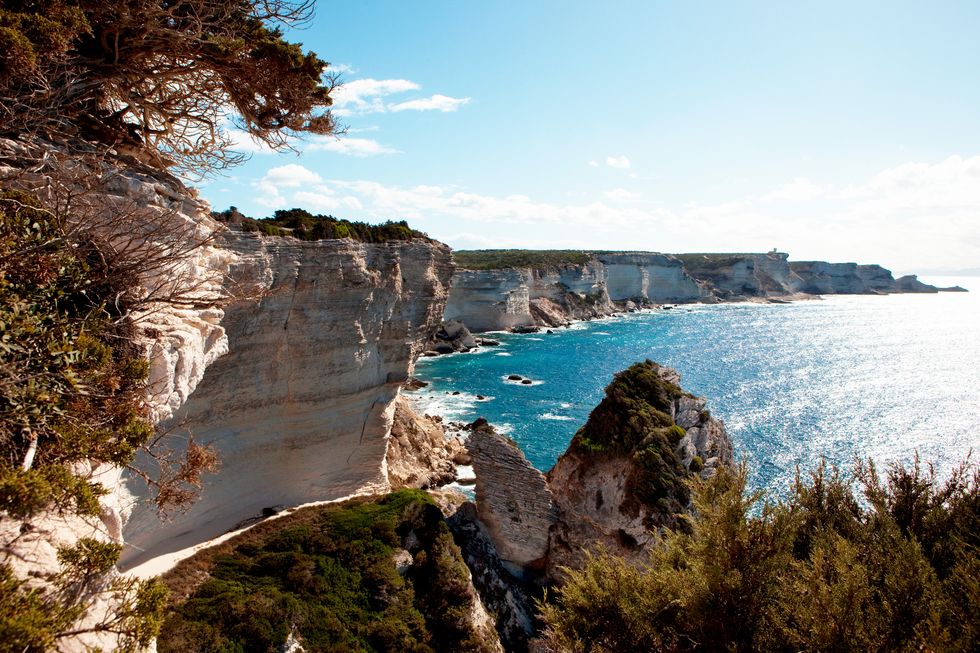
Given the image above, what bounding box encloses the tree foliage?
[0,0,338,172]
[213,206,430,243]
[0,539,167,652]
[540,457,980,652]
[0,190,153,518]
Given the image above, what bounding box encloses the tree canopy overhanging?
[0,0,339,172]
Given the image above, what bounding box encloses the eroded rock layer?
[121,232,453,568]
[445,254,706,332]
[386,396,465,490]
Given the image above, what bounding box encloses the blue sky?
[202,0,980,273]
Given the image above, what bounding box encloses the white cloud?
[604,188,641,202]
[245,155,980,271]
[327,75,471,117]
[253,164,322,208]
[330,78,420,115]
[588,160,599,167]
[306,136,400,157]
[606,155,631,169]
[325,62,356,76]
[389,94,471,112]
[263,164,322,187]
[761,177,822,202]
[227,128,278,155]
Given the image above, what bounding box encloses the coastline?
[409,287,980,494]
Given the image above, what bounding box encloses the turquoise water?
[413,277,980,495]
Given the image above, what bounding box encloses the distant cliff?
[445,251,708,332]
[444,249,959,333]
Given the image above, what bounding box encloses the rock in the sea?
[427,318,480,354]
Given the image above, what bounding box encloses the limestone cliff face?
[597,252,706,303]
[121,232,453,568]
[676,252,805,299]
[445,254,706,332]
[468,420,557,575]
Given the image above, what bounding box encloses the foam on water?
[416,278,980,496]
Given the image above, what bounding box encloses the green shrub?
[541,457,980,652]
[0,191,156,516]
[0,190,167,648]
[158,490,495,653]
[214,206,429,243]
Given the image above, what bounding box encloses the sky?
[200,0,980,274]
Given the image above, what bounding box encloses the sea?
[411,277,980,497]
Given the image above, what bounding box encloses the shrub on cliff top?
[213,206,430,243]
[453,249,593,270]
[571,360,693,518]
[158,490,495,653]
[541,457,980,652]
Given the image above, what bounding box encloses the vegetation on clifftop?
[542,458,980,652]
[213,206,430,243]
[158,490,495,653]
[453,249,593,270]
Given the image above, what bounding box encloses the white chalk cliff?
[121,230,453,568]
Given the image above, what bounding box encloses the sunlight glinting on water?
[413,280,980,496]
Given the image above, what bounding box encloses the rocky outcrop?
[546,362,732,578]
[447,502,542,653]
[468,420,557,575]
[386,396,465,490]
[121,231,453,569]
[463,361,732,587]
